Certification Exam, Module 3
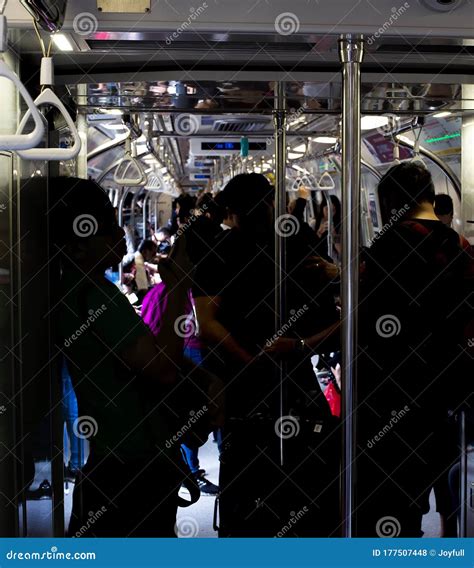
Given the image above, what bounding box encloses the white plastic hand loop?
[16,88,82,160]
[145,172,164,192]
[291,173,320,191]
[114,153,147,186]
[0,60,45,151]
[316,171,335,190]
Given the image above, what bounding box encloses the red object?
[324,382,341,418]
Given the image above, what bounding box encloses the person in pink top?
[142,283,219,495]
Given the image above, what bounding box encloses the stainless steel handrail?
[339,34,364,538]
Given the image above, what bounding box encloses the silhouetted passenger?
[356,163,473,537]
[51,177,202,537]
[135,239,158,295]
[314,195,341,261]
[142,282,219,495]
[214,190,234,231]
[193,173,339,536]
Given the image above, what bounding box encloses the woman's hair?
[315,194,341,235]
[378,162,435,225]
[49,177,116,247]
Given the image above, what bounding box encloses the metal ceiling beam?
[56,71,474,87]
[148,130,336,138]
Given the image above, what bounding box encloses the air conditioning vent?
[212,117,271,133]
[376,44,474,55]
[86,40,314,53]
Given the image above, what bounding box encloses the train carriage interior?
[0,0,472,540]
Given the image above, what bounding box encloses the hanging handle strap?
[316,170,336,190]
[145,172,164,191]
[0,60,45,151]
[15,59,81,160]
[114,155,147,186]
[290,176,303,191]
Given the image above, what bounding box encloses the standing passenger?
[356,164,473,536]
[193,174,338,536]
[51,178,218,537]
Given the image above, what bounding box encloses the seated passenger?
[51,177,219,537]
[356,163,473,537]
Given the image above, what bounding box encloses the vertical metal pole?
[339,34,364,538]
[118,187,131,285]
[76,85,88,180]
[142,192,150,239]
[461,84,474,247]
[47,122,66,538]
[459,410,467,537]
[0,50,22,537]
[274,82,287,466]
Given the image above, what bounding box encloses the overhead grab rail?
[114,137,147,187]
[15,18,81,160]
[0,13,44,151]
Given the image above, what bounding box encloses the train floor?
[21,445,441,537]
